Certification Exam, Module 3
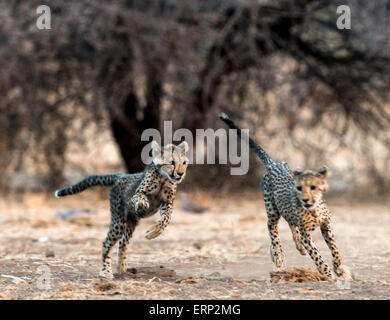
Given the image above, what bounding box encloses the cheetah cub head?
[293,166,329,210]
[151,141,189,184]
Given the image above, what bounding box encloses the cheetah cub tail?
[219,112,229,120]
[218,112,274,166]
[218,112,238,130]
[55,174,121,198]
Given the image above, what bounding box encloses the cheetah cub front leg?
[299,228,332,278]
[267,219,285,268]
[145,183,176,240]
[145,203,172,239]
[320,223,344,277]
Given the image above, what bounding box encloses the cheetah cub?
[55,141,189,279]
[220,113,347,279]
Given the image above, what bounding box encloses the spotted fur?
[55,141,189,279]
[219,113,344,278]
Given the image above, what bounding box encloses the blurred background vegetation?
[0,0,389,197]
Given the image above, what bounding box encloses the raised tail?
[219,113,274,166]
[55,174,122,198]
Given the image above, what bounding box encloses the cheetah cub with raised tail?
[219,113,348,279]
[55,141,189,279]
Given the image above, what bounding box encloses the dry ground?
[0,191,390,300]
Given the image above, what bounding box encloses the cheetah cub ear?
[151,141,163,165]
[316,166,328,178]
[177,141,189,155]
[292,169,303,177]
[316,166,329,192]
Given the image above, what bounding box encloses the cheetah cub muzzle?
[55,141,189,279]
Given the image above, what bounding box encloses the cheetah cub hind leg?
[99,259,114,280]
[270,243,285,268]
[289,224,307,256]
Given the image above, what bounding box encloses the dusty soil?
[0,191,390,300]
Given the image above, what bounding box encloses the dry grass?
[91,279,118,292]
[269,267,331,283]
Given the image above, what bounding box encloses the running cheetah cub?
[219,113,348,279]
[55,141,189,279]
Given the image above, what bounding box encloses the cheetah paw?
[270,245,284,268]
[117,264,127,274]
[298,247,307,256]
[99,269,114,280]
[132,195,150,211]
[336,265,353,280]
[319,265,333,279]
[145,222,164,240]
